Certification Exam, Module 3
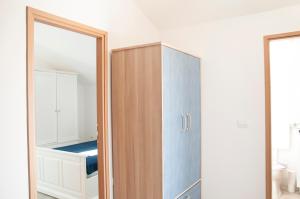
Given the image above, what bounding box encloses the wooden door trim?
[26,7,109,199]
[264,30,300,199]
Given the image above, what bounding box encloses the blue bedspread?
[54,140,98,175]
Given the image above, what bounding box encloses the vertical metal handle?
[181,114,187,131]
[186,113,191,131]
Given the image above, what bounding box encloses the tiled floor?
[37,192,57,199]
[281,192,300,199]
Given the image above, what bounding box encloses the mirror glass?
[270,37,300,199]
[34,22,98,199]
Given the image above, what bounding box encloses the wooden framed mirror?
[26,7,109,199]
[264,30,300,199]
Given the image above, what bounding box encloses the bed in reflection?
[36,140,99,199]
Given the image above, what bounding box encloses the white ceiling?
[133,0,300,29]
[34,22,96,84]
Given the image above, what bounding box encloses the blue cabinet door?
[162,46,201,199]
[186,54,201,188]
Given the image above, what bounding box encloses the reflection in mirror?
[270,37,300,199]
[34,22,98,199]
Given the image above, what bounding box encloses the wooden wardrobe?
[111,42,201,199]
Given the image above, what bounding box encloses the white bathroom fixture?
[272,163,286,199]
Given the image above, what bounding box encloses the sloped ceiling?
[34,22,96,84]
[133,0,300,29]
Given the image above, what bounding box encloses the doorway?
[26,7,109,199]
[265,31,300,199]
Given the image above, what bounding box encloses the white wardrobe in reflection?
[35,70,78,145]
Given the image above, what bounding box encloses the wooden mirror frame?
[26,7,109,199]
[264,30,300,199]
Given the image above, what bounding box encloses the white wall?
[0,0,160,198]
[78,83,98,139]
[160,4,300,199]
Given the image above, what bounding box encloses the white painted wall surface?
[0,0,159,198]
[160,4,300,199]
[78,83,98,139]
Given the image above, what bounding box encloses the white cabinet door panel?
[57,73,78,142]
[62,160,82,192]
[43,157,61,186]
[35,71,58,145]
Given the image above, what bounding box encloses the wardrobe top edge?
[111,42,200,59]
[34,68,79,75]
[111,42,161,52]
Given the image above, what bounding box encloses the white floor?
[280,192,300,199]
[37,192,57,199]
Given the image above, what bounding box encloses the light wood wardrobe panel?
[111,45,163,199]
